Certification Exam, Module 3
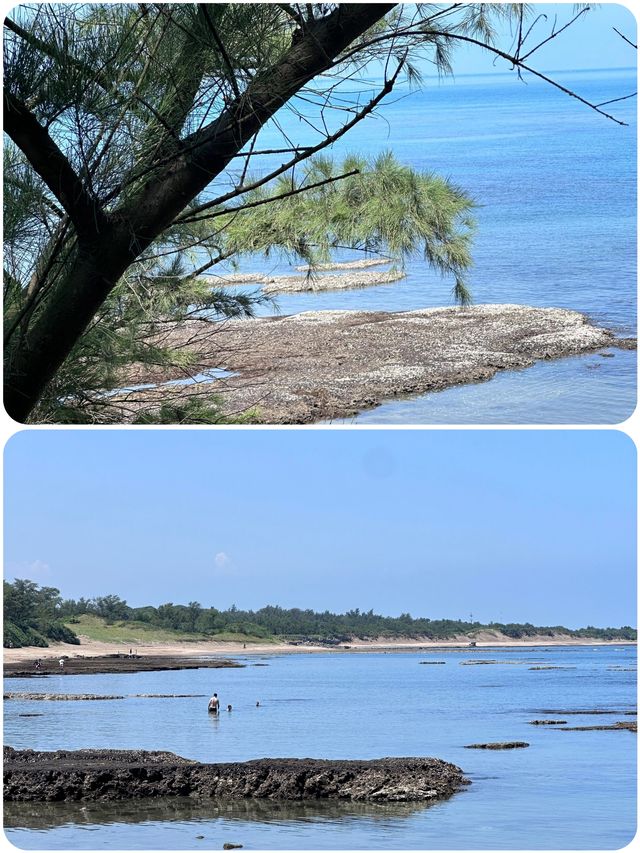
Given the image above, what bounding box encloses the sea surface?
[4,645,636,849]
[209,67,637,423]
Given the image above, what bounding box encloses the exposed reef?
[5,693,206,701]
[208,267,403,293]
[559,722,637,733]
[4,655,243,679]
[5,693,124,701]
[118,304,634,424]
[3,748,469,804]
[295,258,393,272]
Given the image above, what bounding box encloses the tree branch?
[518,7,590,62]
[428,30,628,126]
[178,167,360,226]
[3,91,106,236]
[173,60,403,225]
[613,27,637,50]
[200,5,242,100]
[121,3,396,238]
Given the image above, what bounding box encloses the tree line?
[4,579,636,648]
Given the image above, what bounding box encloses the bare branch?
[200,5,242,100]
[613,26,637,50]
[518,7,591,62]
[173,61,404,225]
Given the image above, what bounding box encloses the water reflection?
[4,796,440,831]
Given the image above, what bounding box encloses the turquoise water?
[4,645,636,849]
[213,68,637,423]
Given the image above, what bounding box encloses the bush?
[45,621,80,644]
[3,620,48,648]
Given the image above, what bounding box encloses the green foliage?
[212,151,475,303]
[3,579,80,647]
[3,620,48,649]
[6,579,634,647]
[132,398,260,425]
[45,620,81,644]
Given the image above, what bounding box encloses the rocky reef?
[118,304,634,424]
[4,654,243,679]
[3,748,469,804]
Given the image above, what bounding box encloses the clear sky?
[4,429,636,629]
[425,3,637,76]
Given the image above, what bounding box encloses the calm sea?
[4,645,636,849]
[211,68,637,423]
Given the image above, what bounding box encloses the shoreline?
[4,635,635,668]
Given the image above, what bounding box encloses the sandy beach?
[4,634,634,666]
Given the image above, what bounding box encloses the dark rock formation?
[4,655,243,679]
[419,661,446,665]
[529,720,567,725]
[535,709,637,715]
[559,721,637,732]
[3,748,469,804]
[464,742,529,750]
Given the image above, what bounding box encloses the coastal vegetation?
[3,579,636,648]
[4,3,629,423]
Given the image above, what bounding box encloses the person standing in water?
[208,693,220,714]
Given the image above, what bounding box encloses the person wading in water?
[208,693,220,714]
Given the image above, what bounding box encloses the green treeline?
[3,579,637,648]
[4,579,81,648]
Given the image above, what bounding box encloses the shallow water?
[211,68,636,423]
[4,645,636,849]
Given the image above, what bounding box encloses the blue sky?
[4,430,636,629]
[427,3,637,75]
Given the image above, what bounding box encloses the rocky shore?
[261,270,405,294]
[4,654,243,679]
[209,266,403,293]
[118,304,635,424]
[3,748,468,804]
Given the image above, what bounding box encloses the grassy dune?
[65,615,274,646]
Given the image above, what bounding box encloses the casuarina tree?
[4,3,630,422]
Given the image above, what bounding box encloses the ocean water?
[4,645,636,849]
[211,68,637,423]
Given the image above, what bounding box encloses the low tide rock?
[111,304,634,424]
[3,748,469,804]
[464,742,530,750]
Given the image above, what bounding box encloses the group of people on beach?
[208,693,260,714]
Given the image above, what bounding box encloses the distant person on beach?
[59,658,64,669]
[208,693,220,714]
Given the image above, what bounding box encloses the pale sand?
[3,634,634,664]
